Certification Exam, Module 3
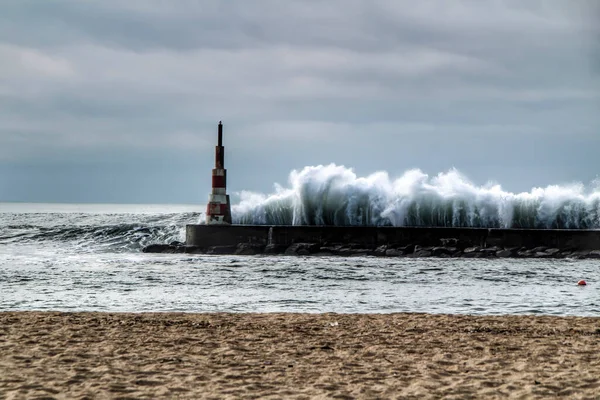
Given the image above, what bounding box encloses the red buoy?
[577,280,587,286]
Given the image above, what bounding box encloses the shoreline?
[2,312,599,399]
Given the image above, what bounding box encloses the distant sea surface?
[1,203,598,316]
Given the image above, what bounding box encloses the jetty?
[146,122,600,258]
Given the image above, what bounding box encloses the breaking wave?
[0,212,199,252]
[233,164,600,229]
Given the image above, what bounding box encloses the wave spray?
[232,164,600,229]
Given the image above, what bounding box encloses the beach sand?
[1,312,599,399]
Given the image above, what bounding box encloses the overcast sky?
[0,0,598,204]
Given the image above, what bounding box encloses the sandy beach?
[1,312,599,399]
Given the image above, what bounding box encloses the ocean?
[1,202,597,316]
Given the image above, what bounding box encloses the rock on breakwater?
[174,225,600,258]
[143,241,600,259]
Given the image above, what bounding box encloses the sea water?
[1,202,598,316]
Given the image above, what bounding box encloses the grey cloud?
[0,0,598,202]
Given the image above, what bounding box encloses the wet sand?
[1,312,599,399]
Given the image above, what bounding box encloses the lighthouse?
[205,121,232,225]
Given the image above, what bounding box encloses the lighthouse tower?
[206,121,232,225]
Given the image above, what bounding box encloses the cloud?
[0,0,598,201]
[0,44,74,79]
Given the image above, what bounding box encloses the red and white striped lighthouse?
[206,121,232,225]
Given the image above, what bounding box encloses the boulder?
[374,245,388,257]
[463,252,485,258]
[462,246,484,258]
[330,246,353,256]
[569,250,589,259]
[432,246,457,257]
[439,238,471,249]
[480,247,499,257]
[312,251,334,257]
[440,238,459,247]
[399,244,416,254]
[496,248,518,258]
[385,249,404,257]
[142,244,184,253]
[235,243,265,255]
[496,250,511,258]
[142,244,167,253]
[347,250,373,257]
[410,247,433,257]
[558,250,573,258]
[413,250,433,257]
[335,247,374,256]
[206,245,238,255]
[463,246,481,254]
[184,245,204,254]
[517,248,534,258]
[533,252,551,258]
[284,243,320,256]
[320,244,344,254]
[264,244,288,254]
[585,250,600,259]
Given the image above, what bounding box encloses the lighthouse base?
[206,194,232,225]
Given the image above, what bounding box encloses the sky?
[0,0,599,204]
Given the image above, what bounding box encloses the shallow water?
[1,247,598,315]
[1,203,598,315]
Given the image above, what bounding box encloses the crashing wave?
[0,212,200,252]
[232,164,600,229]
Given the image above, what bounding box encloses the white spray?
[226,164,600,228]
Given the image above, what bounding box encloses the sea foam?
[230,164,600,228]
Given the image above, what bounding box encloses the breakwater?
[141,225,600,258]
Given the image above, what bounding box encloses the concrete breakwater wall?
[141,225,600,258]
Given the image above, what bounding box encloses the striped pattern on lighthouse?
[206,121,232,225]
